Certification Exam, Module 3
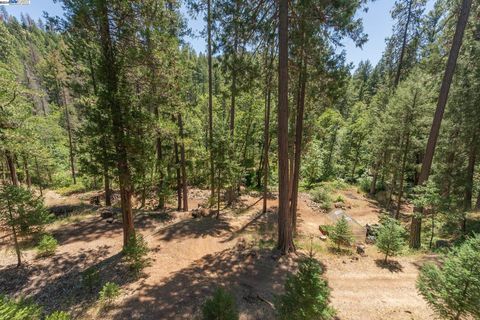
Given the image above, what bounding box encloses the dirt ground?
[0,187,434,319]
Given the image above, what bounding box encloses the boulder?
[356,244,366,256]
[99,207,120,219]
[191,206,209,218]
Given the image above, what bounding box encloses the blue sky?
[4,0,435,68]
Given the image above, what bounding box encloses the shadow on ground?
[0,245,137,315]
[375,259,403,273]
[111,247,297,320]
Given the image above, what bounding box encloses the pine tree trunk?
[277,0,294,254]
[22,155,31,189]
[5,150,18,186]
[290,47,307,233]
[178,114,188,212]
[97,0,135,247]
[262,50,273,214]
[207,0,215,200]
[410,0,472,248]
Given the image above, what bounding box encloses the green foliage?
[276,257,335,320]
[417,235,480,320]
[358,175,372,193]
[201,288,238,320]
[36,234,58,257]
[45,311,71,320]
[122,234,150,276]
[334,195,345,203]
[376,218,406,262]
[0,295,42,320]
[312,189,332,210]
[99,282,121,307]
[0,185,51,235]
[82,268,101,292]
[55,182,87,196]
[330,216,354,250]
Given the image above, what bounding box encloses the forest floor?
[0,186,437,319]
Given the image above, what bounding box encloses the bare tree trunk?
[156,136,165,210]
[5,150,18,186]
[207,0,215,200]
[410,0,472,248]
[178,114,188,212]
[277,0,294,254]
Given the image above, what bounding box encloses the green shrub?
[36,234,58,257]
[358,176,372,193]
[122,233,150,275]
[329,179,348,191]
[202,288,238,320]
[99,282,121,307]
[417,235,480,320]
[312,189,331,203]
[82,268,100,292]
[276,257,335,320]
[334,195,344,203]
[376,218,406,263]
[0,295,42,320]
[45,311,71,320]
[330,216,354,250]
[312,189,332,210]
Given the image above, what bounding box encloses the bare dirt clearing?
[0,188,434,319]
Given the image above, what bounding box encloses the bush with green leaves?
[417,235,480,320]
[201,288,238,320]
[0,185,51,266]
[312,188,332,204]
[329,216,354,250]
[36,234,58,257]
[358,175,372,193]
[45,311,71,320]
[276,257,335,320]
[0,295,42,320]
[99,282,121,308]
[122,233,150,275]
[376,218,406,263]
